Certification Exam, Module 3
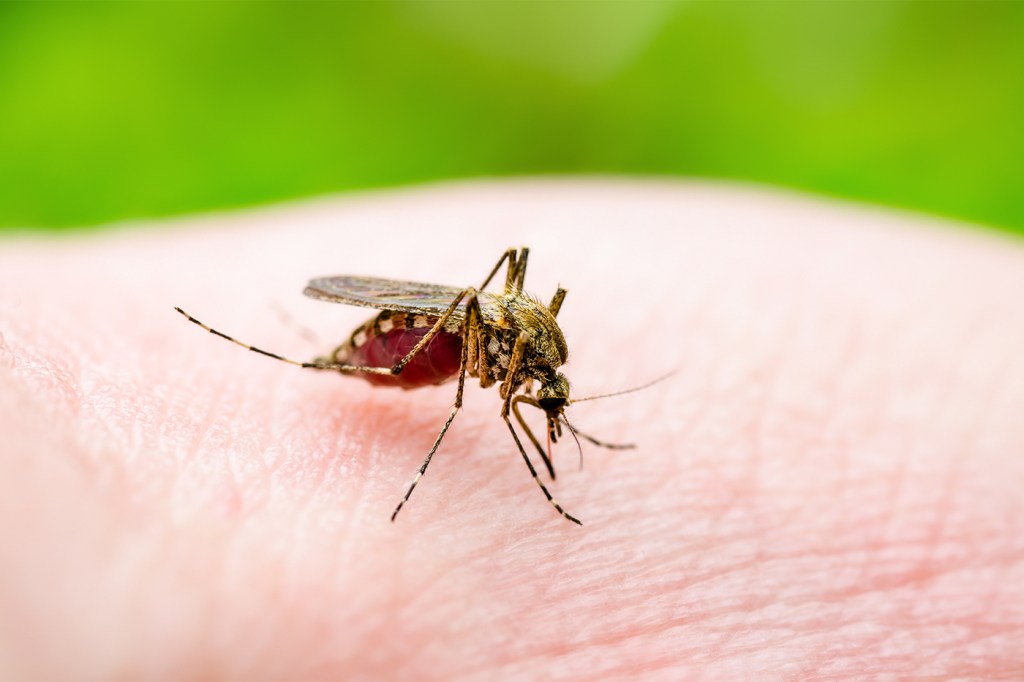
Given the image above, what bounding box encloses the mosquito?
[175,247,639,525]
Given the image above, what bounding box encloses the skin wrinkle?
[974,352,1024,629]
[170,391,235,521]
[268,476,369,674]
[922,402,973,580]
[266,387,328,486]
[257,395,393,673]
[9,325,83,419]
[266,536,331,676]
[741,303,793,541]
[239,483,311,667]
[216,412,254,520]
[380,558,487,677]
[475,512,786,667]
[851,305,963,584]
[926,318,1020,571]
[484,552,1020,679]
[160,378,290,675]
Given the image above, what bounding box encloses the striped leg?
[548,287,567,317]
[504,415,582,525]
[499,331,531,417]
[479,248,516,291]
[477,246,529,294]
[389,287,473,375]
[390,292,481,522]
[511,394,557,480]
[513,247,529,291]
[174,307,390,376]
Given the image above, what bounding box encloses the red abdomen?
[346,324,463,388]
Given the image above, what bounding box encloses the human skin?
[1,181,1022,680]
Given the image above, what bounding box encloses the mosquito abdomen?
[338,312,462,388]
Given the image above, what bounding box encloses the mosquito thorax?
[500,291,568,372]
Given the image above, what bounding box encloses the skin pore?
[1,181,1022,679]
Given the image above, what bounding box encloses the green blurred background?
[1,1,1022,234]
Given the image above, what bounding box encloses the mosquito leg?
[390,405,458,522]
[548,287,567,318]
[498,246,528,292]
[563,417,636,450]
[512,395,556,480]
[389,287,472,375]
[513,247,529,291]
[499,331,531,417]
[480,248,516,291]
[390,293,478,522]
[466,294,492,386]
[505,416,582,525]
[503,250,518,291]
[174,307,391,376]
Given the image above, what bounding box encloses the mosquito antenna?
[562,416,635,451]
[570,369,677,404]
[562,416,585,471]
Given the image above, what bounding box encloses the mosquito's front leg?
[479,248,515,291]
[512,394,557,480]
[504,415,582,525]
[548,287,567,318]
[512,247,529,292]
[477,246,529,294]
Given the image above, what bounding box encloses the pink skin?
[1,181,1023,679]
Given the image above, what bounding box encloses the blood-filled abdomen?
[340,315,463,388]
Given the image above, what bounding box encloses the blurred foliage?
[0,1,1022,233]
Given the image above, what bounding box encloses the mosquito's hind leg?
[174,307,391,376]
[390,292,482,522]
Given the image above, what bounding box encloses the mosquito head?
[537,371,570,419]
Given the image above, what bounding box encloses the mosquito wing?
[304,275,500,320]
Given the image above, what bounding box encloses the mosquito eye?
[538,397,566,411]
